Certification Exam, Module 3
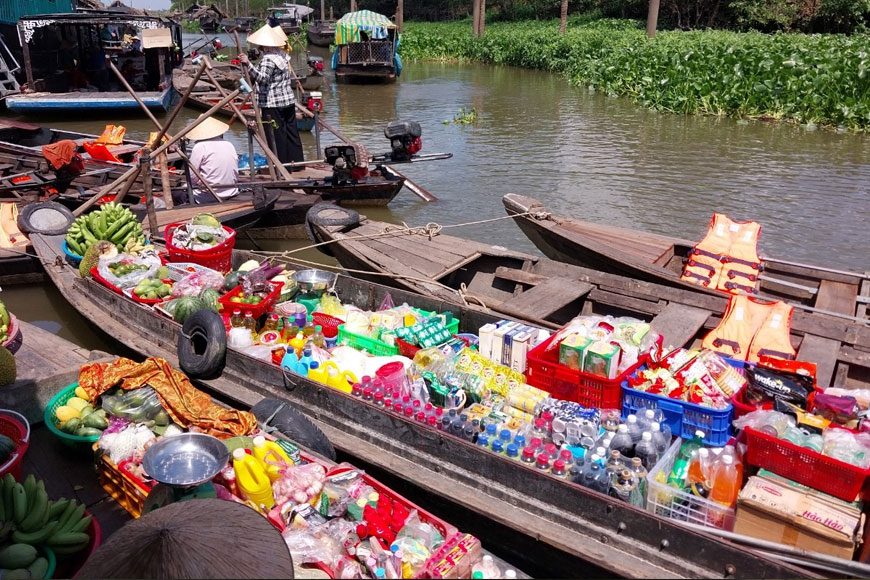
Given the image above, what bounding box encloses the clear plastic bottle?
[230,309,244,328]
[535,453,551,472]
[532,418,550,442]
[609,424,634,457]
[650,421,670,456]
[521,446,536,465]
[687,447,711,485]
[668,431,705,487]
[709,454,741,508]
[491,439,505,454]
[262,314,279,332]
[309,325,326,348]
[594,464,612,494]
[477,435,490,450]
[559,448,575,470]
[625,414,642,445]
[506,443,520,460]
[638,408,657,432]
[611,469,638,503]
[605,450,625,477]
[551,459,568,478]
[243,311,257,337]
[635,432,658,470]
[581,462,601,489]
[569,464,584,484]
[629,457,648,507]
[302,314,316,337]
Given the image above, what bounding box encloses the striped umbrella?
[335,10,395,45]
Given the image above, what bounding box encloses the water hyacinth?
[400,18,870,130]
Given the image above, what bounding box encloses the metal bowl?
[142,433,229,488]
[291,269,336,296]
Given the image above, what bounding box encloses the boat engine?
[303,91,323,113]
[307,55,325,72]
[325,144,369,185]
[384,121,422,162]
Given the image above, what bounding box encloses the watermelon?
[169,296,206,324]
[0,434,15,465]
[199,288,221,313]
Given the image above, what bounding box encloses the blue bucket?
[62,240,83,267]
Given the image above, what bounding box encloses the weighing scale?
[141,433,230,514]
[290,269,337,313]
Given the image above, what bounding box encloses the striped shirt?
[247,53,295,109]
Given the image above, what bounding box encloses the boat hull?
[307,27,334,47]
[6,88,174,112]
[334,65,396,84]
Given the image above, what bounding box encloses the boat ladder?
[0,32,20,100]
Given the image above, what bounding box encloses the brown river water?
[1,34,869,576]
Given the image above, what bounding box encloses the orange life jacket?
[702,295,796,363]
[95,124,126,146]
[682,213,762,295]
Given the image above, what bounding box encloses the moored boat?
[503,194,870,324]
[29,230,816,579]
[267,3,314,36]
[307,19,336,46]
[332,10,401,83]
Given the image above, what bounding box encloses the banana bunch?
[0,300,9,344]
[65,202,145,256]
[0,474,92,574]
[124,236,148,255]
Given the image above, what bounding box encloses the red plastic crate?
[218,281,284,319]
[311,312,344,339]
[127,279,174,305]
[90,267,125,295]
[164,222,236,273]
[525,333,643,409]
[744,426,870,502]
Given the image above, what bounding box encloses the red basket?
[218,281,284,319]
[164,222,236,273]
[90,267,124,295]
[1,315,22,355]
[311,312,344,339]
[0,410,30,481]
[128,279,174,305]
[524,333,643,409]
[744,426,870,502]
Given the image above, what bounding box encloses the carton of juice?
[584,341,621,379]
[559,333,593,371]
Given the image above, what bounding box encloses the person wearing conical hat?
[238,24,305,169]
[186,116,239,202]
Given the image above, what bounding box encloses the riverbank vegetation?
[400,17,870,129]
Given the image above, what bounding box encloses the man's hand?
[238,53,249,65]
[246,121,257,132]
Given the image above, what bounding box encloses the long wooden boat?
[307,19,336,46]
[333,11,401,83]
[504,194,870,324]
[30,230,821,579]
[307,209,870,391]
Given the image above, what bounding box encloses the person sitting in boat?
[186,117,240,202]
[238,25,304,169]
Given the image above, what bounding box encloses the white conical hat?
[247,24,286,47]
[271,25,288,42]
[186,116,230,141]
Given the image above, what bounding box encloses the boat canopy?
[335,10,395,45]
[268,4,315,17]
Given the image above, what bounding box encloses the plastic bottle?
[668,431,705,487]
[650,422,670,456]
[521,446,536,465]
[605,450,625,477]
[252,435,293,482]
[687,448,711,485]
[559,449,575,470]
[480,555,501,579]
[263,314,279,332]
[307,361,328,384]
[232,448,274,511]
[298,348,313,370]
[243,311,257,338]
[280,350,303,375]
[634,432,658,470]
[625,414,642,445]
[310,325,326,348]
[593,464,612,494]
[629,457,648,507]
[532,418,550,442]
[505,570,517,580]
[581,462,600,489]
[569,465,584,484]
[611,469,638,503]
[709,454,740,508]
[506,443,519,460]
[477,435,491,450]
[514,434,527,450]
[324,361,354,394]
[551,459,568,478]
[289,333,307,357]
[491,439,505,455]
[535,453,551,472]
[544,443,559,460]
[638,408,657,432]
[609,424,634,457]
[529,437,544,452]
[230,309,244,328]
[302,314,316,337]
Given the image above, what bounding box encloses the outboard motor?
[307,55,325,72]
[324,144,369,185]
[303,91,323,113]
[384,121,422,162]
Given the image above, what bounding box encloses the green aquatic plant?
[448,107,479,125]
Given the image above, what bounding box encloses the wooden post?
[157,48,166,83]
[646,0,660,38]
[560,0,568,34]
[472,0,480,37]
[20,33,34,88]
[140,150,159,237]
[479,0,486,36]
[397,0,403,33]
[320,0,325,20]
[159,154,173,208]
[350,0,357,12]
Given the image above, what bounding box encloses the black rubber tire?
[17,201,75,236]
[251,399,336,461]
[306,202,360,228]
[177,309,227,380]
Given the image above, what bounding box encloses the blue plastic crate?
[621,364,734,447]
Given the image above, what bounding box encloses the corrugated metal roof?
[0,0,75,25]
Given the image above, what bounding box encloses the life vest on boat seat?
[701,295,796,363]
[681,213,762,295]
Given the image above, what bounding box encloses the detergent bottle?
[252,435,293,482]
[298,349,313,373]
[232,448,274,511]
[289,333,307,357]
[323,360,357,394]
[308,361,329,384]
[280,349,304,375]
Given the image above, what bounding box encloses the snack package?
[584,341,620,379]
[696,350,746,397]
[745,366,810,409]
[559,334,592,371]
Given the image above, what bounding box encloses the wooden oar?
[381,165,437,202]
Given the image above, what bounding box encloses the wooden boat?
[503,194,870,324]
[268,3,314,35]
[333,11,401,83]
[8,12,183,113]
[307,19,336,46]
[307,209,870,391]
[30,230,821,579]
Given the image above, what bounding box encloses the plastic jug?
[252,435,293,482]
[308,361,329,384]
[322,360,357,394]
[232,448,274,511]
[280,350,304,375]
[289,333,307,357]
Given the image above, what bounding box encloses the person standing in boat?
[237,25,305,169]
[185,117,239,203]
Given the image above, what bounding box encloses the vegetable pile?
[54,386,109,438]
[0,301,10,344]
[64,202,144,256]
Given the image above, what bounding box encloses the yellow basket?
[94,444,152,518]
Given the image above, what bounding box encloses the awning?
[335,10,395,44]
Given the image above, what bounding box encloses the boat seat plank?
[814,280,859,316]
[359,238,448,278]
[587,288,663,316]
[797,334,842,388]
[653,245,675,267]
[651,303,711,348]
[500,277,592,318]
[493,266,548,286]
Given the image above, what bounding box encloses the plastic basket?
[44,383,102,450]
[62,240,83,267]
[646,437,736,531]
[0,410,30,480]
[218,281,284,319]
[165,262,221,282]
[525,334,643,409]
[621,365,734,447]
[2,314,22,355]
[396,334,470,359]
[311,312,344,339]
[90,267,124,295]
[164,222,235,273]
[336,325,399,356]
[744,426,869,501]
[95,443,153,518]
[125,279,174,305]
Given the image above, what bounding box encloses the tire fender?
[251,398,336,461]
[17,201,75,236]
[177,309,227,380]
[304,202,360,257]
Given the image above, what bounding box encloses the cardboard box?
[734,476,863,560]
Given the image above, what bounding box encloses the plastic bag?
[101,387,168,424]
[273,462,327,507]
[281,528,333,565]
[823,429,870,468]
[393,510,443,576]
[171,269,225,298]
[98,252,161,289]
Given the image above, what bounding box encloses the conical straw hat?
[186,116,230,141]
[247,24,286,47]
[271,25,288,42]
[74,499,294,579]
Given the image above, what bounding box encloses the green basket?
[335,308,459,357]
[44,383,101,449]
[41,545,57,579]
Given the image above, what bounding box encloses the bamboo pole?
[140,150,159,236]
[113,165,144,206]
[72,165,140,216]
[159,155,174,208]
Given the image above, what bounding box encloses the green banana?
[48,499,69,520]
[110,222,136,244]
[79,221,96,244]
[54,500,76,533]
[59,504,85,533]
[22,475,35,508]
[27,556,49,579]
[65,237,83,255]
[11,484,26,524]
[69,514,92,534]
[12,520,58,545]
[19,490,48,533]
[103,215,131,239]
[3,475,15,521]
[46,531,90,546]
[46,542,89,556]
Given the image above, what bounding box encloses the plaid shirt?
[247,53,295,109]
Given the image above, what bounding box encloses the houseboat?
[332,10,401,83]
[6,11,182,112]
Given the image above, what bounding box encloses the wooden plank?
[587,288,663,317]
[651,303,711,349]
[814,280,858,316]
[494,266,548,286]
[796,333,842,388]
[500,277,592,318]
